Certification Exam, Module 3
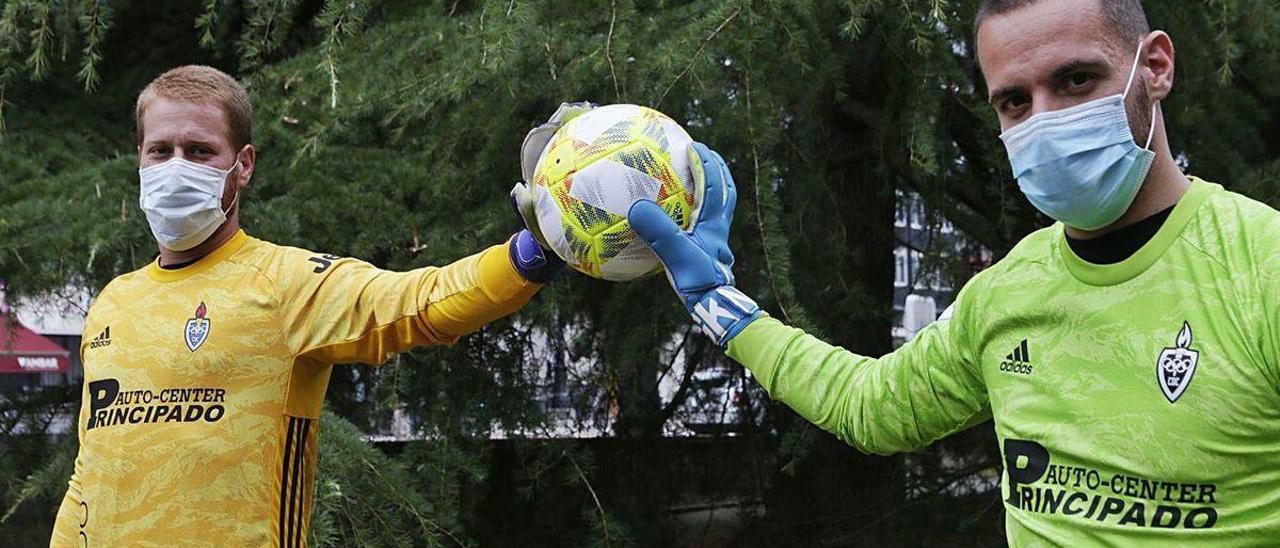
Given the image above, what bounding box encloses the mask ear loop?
[223,185,241,217]
[222,157,244,217]
[1122,41,1160,151]
[1121,41,1145,100]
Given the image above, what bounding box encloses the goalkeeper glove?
[508,229,561,283]
[511,101,597,251]
[507,102,596,283]
[628,142,762,347]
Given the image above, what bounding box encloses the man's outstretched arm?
[277,230,559,365]
[629,143,990,454]
[726,309,990,455]
[278,102,589,366]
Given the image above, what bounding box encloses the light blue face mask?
[999,44,1158,231]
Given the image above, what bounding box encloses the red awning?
[0,317,70,374]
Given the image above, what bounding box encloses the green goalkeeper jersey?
[727,177,1280,546]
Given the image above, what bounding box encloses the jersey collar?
[146,229,249,283]
[1058,177,1214,287]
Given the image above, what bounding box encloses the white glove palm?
[510,101,597,249]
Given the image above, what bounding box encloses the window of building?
[894,247,909,288]
[894,190,909,228]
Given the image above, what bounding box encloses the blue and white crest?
[184,301,211,352]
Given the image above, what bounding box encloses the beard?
[1127,81,1155,148]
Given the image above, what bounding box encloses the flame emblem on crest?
[185,301,212,352]
[1156,322,1199,403]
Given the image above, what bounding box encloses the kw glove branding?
[86,378,227,431]
[1004,439,1218,530]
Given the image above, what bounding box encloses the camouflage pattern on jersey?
[52,231,539,547]
[728,178,1280,546]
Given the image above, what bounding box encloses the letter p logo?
[86,378,120,430]
[1004,438,1050,509]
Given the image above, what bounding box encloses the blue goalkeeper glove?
[508,229,562,283]
[627,142,762,347]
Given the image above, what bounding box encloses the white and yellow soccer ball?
[528,104,703,281]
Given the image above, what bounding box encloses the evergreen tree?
[2,0,1277,545]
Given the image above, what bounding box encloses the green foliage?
[0,386,78,546]
[308,409,453,547]
[1,435,74,525]
[1,406,459,547]
[1,0,1277,545]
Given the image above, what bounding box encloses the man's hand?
[627,142,762,347]
[508,229,562,283]
[511,100,596,247]
[506,102,596,283]
[509,182,548,249]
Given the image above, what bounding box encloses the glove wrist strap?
[509,230,563,283]
[690,286,761,347]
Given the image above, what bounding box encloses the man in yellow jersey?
[51,65,562,547]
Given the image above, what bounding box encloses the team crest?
[184,302,211,352]
[1156,322,1199,403]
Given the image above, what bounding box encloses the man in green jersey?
[625,0,1280,544]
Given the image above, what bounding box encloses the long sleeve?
[278,240,541,365]
[725,285,990,455]
[1260,219,1280,393]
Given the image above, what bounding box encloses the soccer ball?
[529,104,702,281]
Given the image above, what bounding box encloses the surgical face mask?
[999,43,1158,231]
[139,156,241,251]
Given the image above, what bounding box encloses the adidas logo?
[89,326,112,349]
[999,339,1033,375]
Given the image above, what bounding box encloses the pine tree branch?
[744,64,799,324]
[196,0,223,48]
[26,2,52,81]
[655,5,742,108]
[566,451,611,548]
[656,330,701,426]
[605,0,621,101]
[76,0,110,92]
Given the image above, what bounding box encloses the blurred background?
[0,0,1276,546]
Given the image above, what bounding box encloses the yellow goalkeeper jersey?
[51,230,541,547]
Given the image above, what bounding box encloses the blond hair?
[136,65,253,149]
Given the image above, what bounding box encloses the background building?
[892,190,992,345]
[0,285,86,390]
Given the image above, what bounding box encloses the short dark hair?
[975,0,1150,47]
